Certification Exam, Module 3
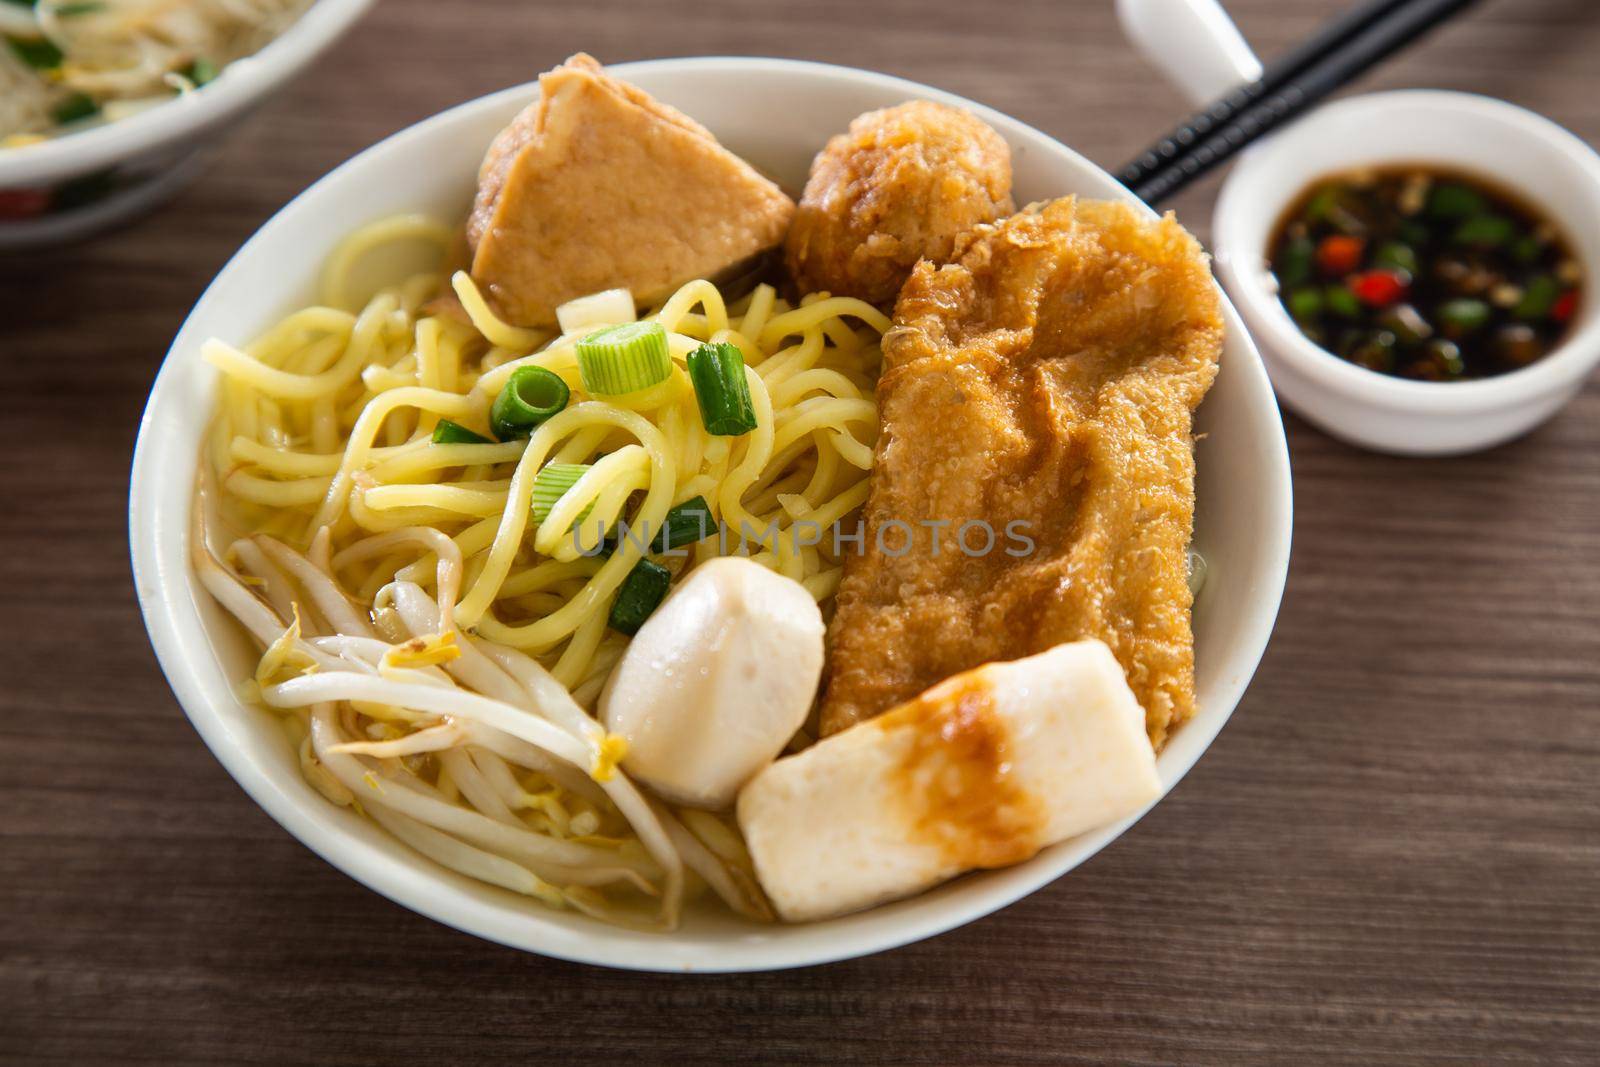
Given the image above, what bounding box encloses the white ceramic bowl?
[1214,91,1600,455]
[0,0,372,248]
[130,58,1293,972]
[1118,0,1600,455]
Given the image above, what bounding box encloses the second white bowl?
[0,0,372,248]
[1213,91,1600,455]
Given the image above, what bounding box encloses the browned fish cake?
[818,197,1223,748]
[784,101,1014,306]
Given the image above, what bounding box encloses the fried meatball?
[784,101,1014,305]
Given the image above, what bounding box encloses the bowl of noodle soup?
[0,0,372,247]
[131,57,1293,971]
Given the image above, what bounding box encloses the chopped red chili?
[1552,289,1578,324]
[1349,270,1409,307]
[1316,235,1366,276]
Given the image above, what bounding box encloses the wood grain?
[2,0,1597,1063]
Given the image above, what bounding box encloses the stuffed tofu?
[468,53,795,326]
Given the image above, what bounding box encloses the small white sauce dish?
[0,0,372,249]
[131,57,1293,972]
[1121,0,1600,455]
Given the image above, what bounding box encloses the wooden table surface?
[4,0,1598,1063]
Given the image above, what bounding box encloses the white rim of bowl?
[129,56,1293,971]
[0,0,374,188]
[1216,90,1600,413]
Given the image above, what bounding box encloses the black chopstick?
[1120,0,1484,205]
[1118,0,1417,192]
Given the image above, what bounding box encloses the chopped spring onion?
[50,92,97,127]
[576,321,671,395]
[531,463,594,525]
[430,418,493,445]
[686,342,756,436]
[608,558,671,635]
[6,34,62,68]
[53,1,105,15]
[556,288,634,336]
[490,366,569,441]
[180,57,218,87]
[651,496,715,553]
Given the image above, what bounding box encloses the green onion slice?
[608,558,672,636]
[50,92,97,127]
[650,496,715,553]
[180,56,219,86]
[687,342,756,436]
[576,321,672,395]
[7,34,63,69]
[431,418,493,445]
[532,463,594,525]
[491,366,569,441]
[53,1,105,15]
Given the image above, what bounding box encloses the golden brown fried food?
[468,54,794,327]
[784,101,1014,306]
[819,197,1223,748]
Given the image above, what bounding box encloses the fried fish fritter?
[819,197,1223,748]
[784,101,1014,306]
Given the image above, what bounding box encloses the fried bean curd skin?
[819,197,1223,748]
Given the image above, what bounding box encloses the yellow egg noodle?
[194,215,888,927]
